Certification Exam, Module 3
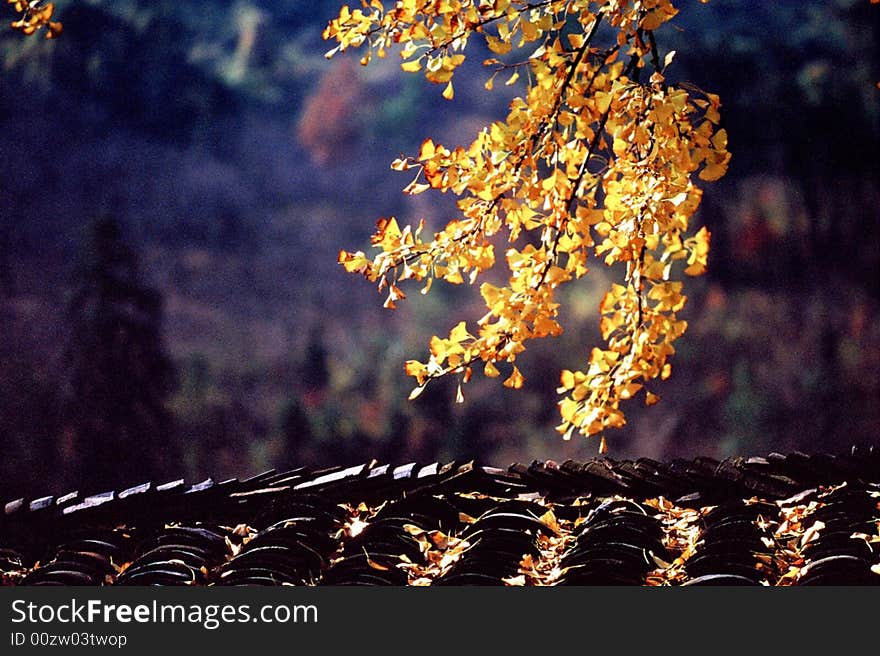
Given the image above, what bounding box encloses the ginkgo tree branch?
[342,20,611,298]
[353,12,622,293]
[430,0,559,53]
[6,0,62,38]
[327,0,730,449]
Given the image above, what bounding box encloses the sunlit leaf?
[484,361,500,378]
[364,552,391,571]
[503,366,524,389]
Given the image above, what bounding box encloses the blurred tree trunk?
[64,216,177,490]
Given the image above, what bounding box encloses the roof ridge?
[3,449,879,544]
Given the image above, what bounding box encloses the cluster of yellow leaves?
[400,523,469,585]
[7,0,62,38]
[329,0,729,447]
[770,485,880,585]
[397,494,564,585]
[643,495,702,585]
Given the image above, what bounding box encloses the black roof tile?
[2,450,879,586]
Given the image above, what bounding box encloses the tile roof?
[2,450,879,586]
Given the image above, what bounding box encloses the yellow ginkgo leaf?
[503,366,524,389]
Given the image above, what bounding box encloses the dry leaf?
[429,530,449,550]
[800,520,825,548]
[232,523,254,538]
[538,509,560,535]
[651,552,672,569]
[364,551,391,571]
[347,517,368,538]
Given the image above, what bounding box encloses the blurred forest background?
[1,0,878,497]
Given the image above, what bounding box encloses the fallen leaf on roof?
[800,520,825,548]
[347,517,368,538]
[538,509,560,535]
[232,523,254,538]
[429,530,449,550]
[364,552,390,571]
[651,552,672,569]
